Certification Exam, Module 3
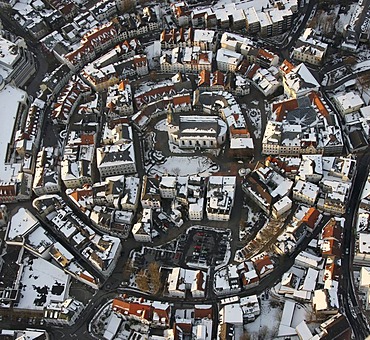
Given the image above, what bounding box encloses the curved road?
[342,150,370,340]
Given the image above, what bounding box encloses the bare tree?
[240,332,252,340]
[119,0,135,13]
[172,167,181,176]
[148,262,161,293]
[136,269,149,291]
[258,326,269,340]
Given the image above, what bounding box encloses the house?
[33,147,60,196]
[171,2,191,27]
[206,176,236,221]
[160,46,212,74]
[272,196,292,219]
[187,176,205,221]
[248,65,280,97]
[292,180,319,205]
[112,297,170,326]
[214,264,241,295]
[216,48,243,72]
[354,233,370,266]
[242,163,292,215]
[168,267,206,298]
[359,267,370,310]
[159,176,177,199]
[301,207,321,233]
[295,251,323,270]
[61,136,94,189]
[82,234,122,276]
[132,208,154,243]
[96,143,137,179]
[317,313,351,340]
[141,176,161,210]
[106,81,133,117]
[320,218,343,258]
[240,295,260,322]
[293,28,328,65]
[219,303,243,327]
[253,255,274,278]
[239,262,259,289]
[283,63,320,98]
[312,288,339,315]
[334,91,364,117]
[278,300,297,337]
[0,31,36,87]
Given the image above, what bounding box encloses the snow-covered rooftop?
[0,85,28,182]
[17,256,69,310]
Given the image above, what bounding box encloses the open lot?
[182,228,230,268]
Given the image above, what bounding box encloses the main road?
[341,149,370,340]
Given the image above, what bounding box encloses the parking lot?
[182,228,230,268]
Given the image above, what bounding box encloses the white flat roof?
[0,85,28,182]
[359,233,370,254]
[335,91,364,111]
[17,256,69,310]
[7,208,39,242]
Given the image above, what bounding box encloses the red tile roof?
[280,59,295,74]
[198,69,210,87]
[309,91,329,118]
[302,207,320,229]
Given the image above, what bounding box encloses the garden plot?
[146,156,219,176]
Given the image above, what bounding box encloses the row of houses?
[0,83,43,203]
[34,194,122,278]
[243,154,355,218]
[159,31,280,75]
[172,0,297,37]
[40,6,160,73]
[109,296,213,339]
[214,253,274,295]
[141,175,235,223]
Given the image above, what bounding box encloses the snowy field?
[146,156,219,176]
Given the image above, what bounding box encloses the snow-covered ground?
[353,60,370,72]
[244,298,282,339]
[154,119,167,132]
[240,206,261,240]
[245,297,318,340]
[245,108,262,139]
[336,4,358,34]
[146,156,219,176]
